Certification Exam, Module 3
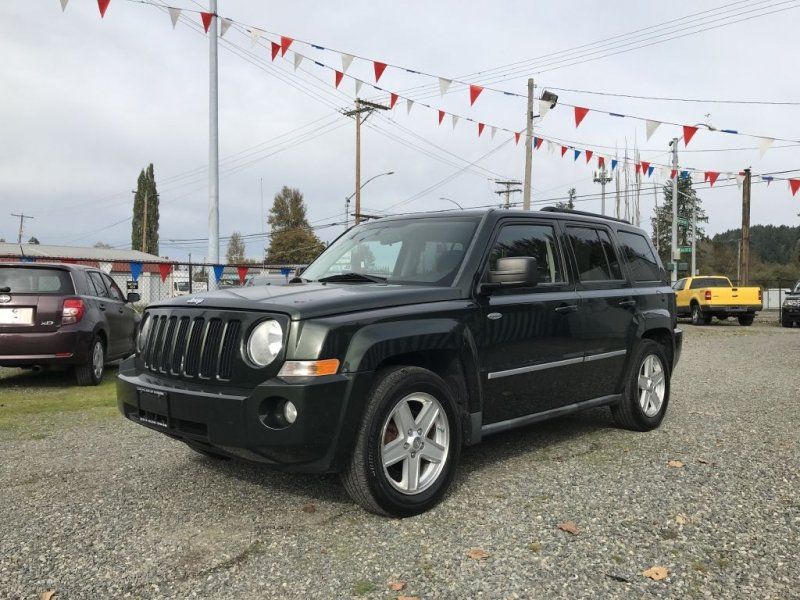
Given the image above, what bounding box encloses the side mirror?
[126,292,140,303]
[295,266,306,277]
[482,257,539,293]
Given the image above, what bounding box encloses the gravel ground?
[1,318,798,599]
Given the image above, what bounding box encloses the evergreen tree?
[27,236,40,245]
[652,175,707,268]
[554,187,576,210]
[265,187,325,264]
[226,231,246,264]
[131,163,160,255]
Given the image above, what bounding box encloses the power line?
[540,85,800,106]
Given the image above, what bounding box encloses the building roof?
[0,242,162,263]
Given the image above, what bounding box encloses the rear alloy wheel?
[342,366,461,517]
[738,315,755,326]
[691,304,709,326]
[75,337,105,386]
[611,339,670,431]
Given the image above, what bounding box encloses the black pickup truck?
[118,208,682,516]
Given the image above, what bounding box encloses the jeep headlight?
[137,314,152,353]
[246,319,283,367]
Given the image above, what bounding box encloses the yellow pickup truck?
[673,276,762,326]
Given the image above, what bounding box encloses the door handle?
[554,304,578,314]
[618,299,637,308]
[98,303,106,311]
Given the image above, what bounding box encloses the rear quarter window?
[690,277,731,289]
[617,231,663,283]
[0,267,74,294]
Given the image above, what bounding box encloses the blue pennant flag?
[20,256,35,263]
[647,166,655,177]
[611,159,618,170]
[280,267,292,277]
[680,170,690,179]
[129,261,142,282]
[212,264,224,282]
[574,149,581,161]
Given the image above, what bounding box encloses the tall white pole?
[522,78,534,210]
[670,138,679,284]
[691,190,697,276]
[207,0,219,288]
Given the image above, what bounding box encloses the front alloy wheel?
[637,354,666,417]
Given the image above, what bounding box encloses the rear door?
[476,219,585,424]
[0,266,74,333]
[86,270,124,356]
[102,273,136,355]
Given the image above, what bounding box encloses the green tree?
[554,187,576,210]
[226,231,246,264]
[27,236,40,245]
[652,175,708,269]
[94,241,112,249]
[265,187,325,264]
[131,163,160,255]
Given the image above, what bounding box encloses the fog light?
[283,401,298,424]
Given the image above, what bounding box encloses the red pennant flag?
[670,169,677,179]
[598,156,605,168]
[478,123,485,137]
[97,0,110,17]
[237,266,249,284]
[469,84,484,106]
[158,263,172,283]
[706,171,720,186]
[438,110,445,125]
[585,150,594,163]
[561,145,568,157]
[280,36,293,56]
[789,179,800,196]
[683,125,698,146]
[535,137,543,149]
[640,161,650,174]
[514,132,521,145]
[200,12,213,33]
[574,106,589,128]
[271,41,280,61]
[634,163,641,175]
[373,61,387,83]
[389,93,398,109]
[334,70,343,88]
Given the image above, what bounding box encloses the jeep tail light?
[704,290,712,301]
[62,298,85,325]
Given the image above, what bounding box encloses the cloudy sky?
[2,0,799,260]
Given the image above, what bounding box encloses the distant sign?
[679,246,693,254]
[280,267,292,277]
[126,280,138,290]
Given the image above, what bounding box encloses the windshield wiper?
[317,272,387,284]
[0,286,10,293]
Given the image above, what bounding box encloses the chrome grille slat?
[218,320,240,380]
[148,316,167,371]
[160,316,178,373]
[170,317,190,375]
[183,317,205,377]
[199,319,223,379]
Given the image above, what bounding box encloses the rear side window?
[102,273,125,301]
[488,223,565,285]
[567,226,623,282]
[0,267,73,294]
[617,231,663,283]
[690,277,731,289]
[87,272,110,298]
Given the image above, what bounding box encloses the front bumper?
[0,328,92,367]
[116,357,373,473]
[782,306,800,319]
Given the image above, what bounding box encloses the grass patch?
[529,541,542,553]
[352,580,376,595]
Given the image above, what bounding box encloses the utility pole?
[739,168,751,285]
[11,213,34,244]
[691,186,697,276]
[593,166,613,215]
[494,180,522,209]
[522,78,534,210]
[343,99,389,225]
[614,151,621,219]
[207,0,219,287]
[669,138,679,284]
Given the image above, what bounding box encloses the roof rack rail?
[539,206,631,225]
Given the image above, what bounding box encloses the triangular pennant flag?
[373,61,387,83]
[200,12,213,33]
[219,18,232,37]
[635,163,641,175]
[758,137,774,159]
[406,98,414,115]
[702,171,709,182]
[158,263,172,282]
[670,169,677,179]
[97,0,110,18]
[561,145,568,157]
[538,98,551,119]
[478,123,485,137]
[293,53,304,71]
[280,36,293,56]
[389,93,398,109]
[762,176,773,186]
[547,140,556,154]
[212,265,224,282]
[452,115,459,130]
[60,0,69,12]
[439,78,452,97]
[790,179,800,196]
[334,70,343,88]
[250,29,261,47]
[491,126,497,139]
[645,119,661,140]
[706,171,719,187]
[270,41,280,61]
[735,174,744,189]
[438,110,445,125]
[469,84,484,106]
[341,53,354,74]
[129,262,142,282]
[680,170,690,179]
[598,156,605,169]
[574,149,581,161]
[640,161,650,174]
[237,266,249,284]
[535,137,544,149]
[611,159,618,170]
[168,7,180,28]
[585,150,593,163]
[574,106,590,127]
[515,132,521,145]
[354,79,363,95]
[647,166,654,177]
[683,125,698,146]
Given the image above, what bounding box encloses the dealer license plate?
[0,308,34,325]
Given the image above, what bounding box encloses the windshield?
[794,281,800,293]
[0,267,73,294]
[302,217,480,286]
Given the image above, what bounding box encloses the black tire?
[75,336,105,386]
[611,339,671,432]
[341,366,462,517]
[184,441,230,460]
[691,304,710,326]
[738,314,755,326]
[780,315,793,328]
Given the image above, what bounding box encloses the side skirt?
[479,394,622,438]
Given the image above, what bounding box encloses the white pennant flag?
[341,53,354,74]
[219,18,232,38]
[660,166,671,179]
[758,137,774,158]
[452,115,459,130]
[168,7,181,28]
[293,53,304,71]
[548,140,557,154]
[354,79,363,96]
[406,99,414,115]
[645,119,661,140]
[538,99,551,119]
[250,29,261,48]
[439,78,452,97]
[736,174,744,189]
[99,262,112,274]
[490,126,497,139]
[60,0,69,12]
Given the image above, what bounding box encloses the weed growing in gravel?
[352,580,376,595]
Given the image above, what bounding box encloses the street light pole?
[207,0,219,288]
[670,138,679,284]
[345,170,394,228]
[438,197,464,209]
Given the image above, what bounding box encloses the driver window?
[487,224,564,285]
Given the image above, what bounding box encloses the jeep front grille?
[141,314,241,381]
